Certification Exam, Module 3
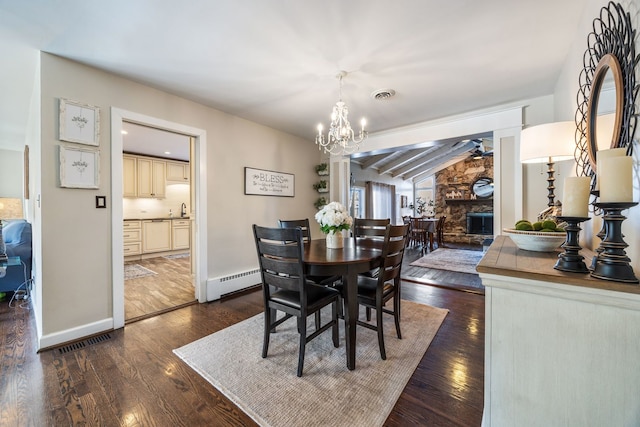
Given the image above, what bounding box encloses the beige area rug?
[410,248,484,275]
[124,264,157,280]
[174,301,448,427]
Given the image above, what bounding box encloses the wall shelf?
[445,198,493,204]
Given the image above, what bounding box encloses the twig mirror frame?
[574,1,639,210]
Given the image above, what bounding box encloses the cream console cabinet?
[141,220,172,253]
[477,236,640,427]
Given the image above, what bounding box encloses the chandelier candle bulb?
[562,177,591,217]
[595,147,626,190]
[599,155,633,202]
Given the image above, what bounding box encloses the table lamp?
[520,121,576,207]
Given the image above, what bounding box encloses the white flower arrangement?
[314,201,353,234]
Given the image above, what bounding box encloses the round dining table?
[303,237,382,370]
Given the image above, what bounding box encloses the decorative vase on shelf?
[325,231,343,249]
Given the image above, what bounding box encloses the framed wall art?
[59,98,100,146]
[59,145,100,189]
[244,167,295,197]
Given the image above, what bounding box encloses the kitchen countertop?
[124,217,189,221]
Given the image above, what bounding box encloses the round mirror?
[472,177,493,198]
[586,53,624,171]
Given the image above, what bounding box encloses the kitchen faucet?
[180,203,187,218]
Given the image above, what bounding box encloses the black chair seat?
[271,284,340,310]
[351,276,394,300]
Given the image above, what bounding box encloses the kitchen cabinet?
[123,220,141,256]
[171,219,190,250]
[166,160,190,182]
[123,155,137,197]
[137,157,166,198]
[142,220,172,253]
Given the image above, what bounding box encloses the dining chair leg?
[315,311,321,331]
[331,302,339,347]
[366,306,372,321]
[270,308,278,332]
[376,299,387,360]
[262,308,271,358]
[394,296,402,339]
[297,316,307,377]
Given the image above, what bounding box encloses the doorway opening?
[122,122,195,322]
[110,108,208,330]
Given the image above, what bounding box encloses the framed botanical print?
[59,145,100,189]
[59,98,100,146]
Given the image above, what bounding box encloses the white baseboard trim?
[38,318,114,350]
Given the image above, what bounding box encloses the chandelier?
[315,71,367,155]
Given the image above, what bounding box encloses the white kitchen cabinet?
[166,160,190,182]
[142,220,172,253]
[123,220,141,255]
[171,219,190,250]
[137,157,166,198]
[123,155,137,197]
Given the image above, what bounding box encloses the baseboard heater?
[207,269,261,300]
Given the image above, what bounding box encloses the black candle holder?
[591,202,639,284]
[589,220,606,271]
[554,216,591,273]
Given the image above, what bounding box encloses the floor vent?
[57,333,112,354]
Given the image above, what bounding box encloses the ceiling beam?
[356,153,391,170]
[391,143,466,178]
[376,148,432,175]
[401,141,477,180]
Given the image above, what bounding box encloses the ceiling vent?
[371,89,396,100]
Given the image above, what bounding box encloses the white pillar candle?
[562,176,591,217]
[596,147,626,190]
[599,155,633,202]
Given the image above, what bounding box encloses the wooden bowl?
[502,228,566,252]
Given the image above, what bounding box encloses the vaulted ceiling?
[1,0,587,177]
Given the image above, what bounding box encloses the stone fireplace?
[434,156,494,245]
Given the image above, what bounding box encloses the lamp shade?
[520,121,576,164]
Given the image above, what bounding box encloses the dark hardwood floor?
[402,242,485,294]
[0,271,484,426]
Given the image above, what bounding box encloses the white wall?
[38,54,321,343]
[0,149,23,198]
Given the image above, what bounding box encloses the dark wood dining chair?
[278,218,341,287]
[338,223,409,360]
[253,225,340,377]
[352,218,390,241]
[409,217,429,252]
[436,216,447,248]
[352,218,390,279]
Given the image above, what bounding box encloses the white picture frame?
[59,98,100,146]
[59,145,100,189]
